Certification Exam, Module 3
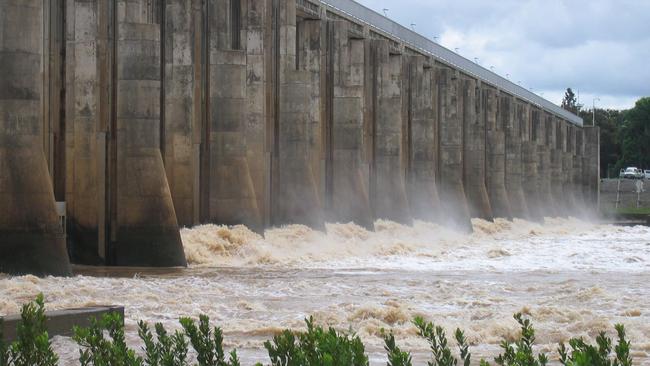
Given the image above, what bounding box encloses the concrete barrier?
[1,306,124,342]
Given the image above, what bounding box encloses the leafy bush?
[383,331,412,366]
[491,313,548,366]
[138,321,189,366]
[413,316,471,366]
[263,316,368,366]
[179,315,240,366]
[2,295,638,366]
[5,294,58,366]
[558,324,632,366]
[73,311,141,366]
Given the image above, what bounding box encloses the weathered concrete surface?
[436,66,470,229]
[505,96,529,219]
[535,110,555,217]
[0,0,71,275]
[162,0,201,228]
[208,0,262,229]
[274,17,324,227]
[113,6,186,267]
[461,78,492,220]
[405,56,441,221]
[1,0,598,275]
[521,103,542,221]
[484,86,512,219]
[324,21,373,228]
[368,41,410,223]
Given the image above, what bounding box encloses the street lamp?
[474,57,479,64]
[433,36,438,42]
[592,97,600,126]
[410,23,416,31]
[454,47,460,53]
[382,8,389,17]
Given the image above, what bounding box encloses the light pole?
[382,8,388,17]
[592,97,600,126]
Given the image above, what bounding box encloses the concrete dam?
[0,0,599,276]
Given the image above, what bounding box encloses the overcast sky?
[356,0,650,110]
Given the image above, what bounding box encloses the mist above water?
[2,218,649,365]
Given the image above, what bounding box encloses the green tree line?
[562,88,650,178]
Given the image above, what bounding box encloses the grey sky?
[356,0,650,110]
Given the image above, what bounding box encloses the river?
[1,218,649,365]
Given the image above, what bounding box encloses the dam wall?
[0,0,597,275]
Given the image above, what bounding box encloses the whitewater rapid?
[1,218,649,365]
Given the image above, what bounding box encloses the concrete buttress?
[503,93,528,218]
[404,56,441,221]
[0,0,71,275]
[368,40,410,223]
[436,66,470,229]
[112,1,186,266]
[461,78,492,220]
[323,21,373,228]
[484,86,511,219]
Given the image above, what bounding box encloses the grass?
[0,296,637,366]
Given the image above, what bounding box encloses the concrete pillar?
[367,40,410,223]
[533,109,554,217]
[520,102,541,221]
[64,0,105,264]
[505,96,529,218]
[436,65,470,229]
[405,56,441,221]
[574,127,586,210]
[484,86,512,219]
[562,120,576,214]
[323,21,373,227]
[112,1,186,266]
[0,0,71,275]
[162,0,201,228]
[274,17,324,227]
[461,78,491,220]
[208,0,262,228]
[548,114,563,215]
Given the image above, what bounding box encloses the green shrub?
[179,315,240,366]
[73,312,142,366]
[491,313,548,366]
[413,316,471,366]
[558,324,632,366]
[6,294,58,366]
[263,316,368,366]
[138,321,189,366]
[383,330,412,366]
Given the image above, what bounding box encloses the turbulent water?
[1,218,650,365]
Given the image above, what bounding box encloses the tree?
[561,88,579,114]
[619,97,650,170]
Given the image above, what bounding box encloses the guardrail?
[318,0,584,126]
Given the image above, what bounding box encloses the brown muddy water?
[1,218,649,365]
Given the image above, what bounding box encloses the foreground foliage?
[0,296,637,365]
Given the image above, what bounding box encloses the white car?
[623,167,644,179]
[645,170,650,179]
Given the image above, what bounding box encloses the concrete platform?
[1,306,124,342]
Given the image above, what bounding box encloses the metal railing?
[318,0,584,126]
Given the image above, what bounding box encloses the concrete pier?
[503,93,528,219]
[0,0,597,275]
[462,79,492,220]
[485,86,511,219]
[436,66,471,229]
[404,57,441,222]
[521,103,542,221]
[0,0,71,275]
